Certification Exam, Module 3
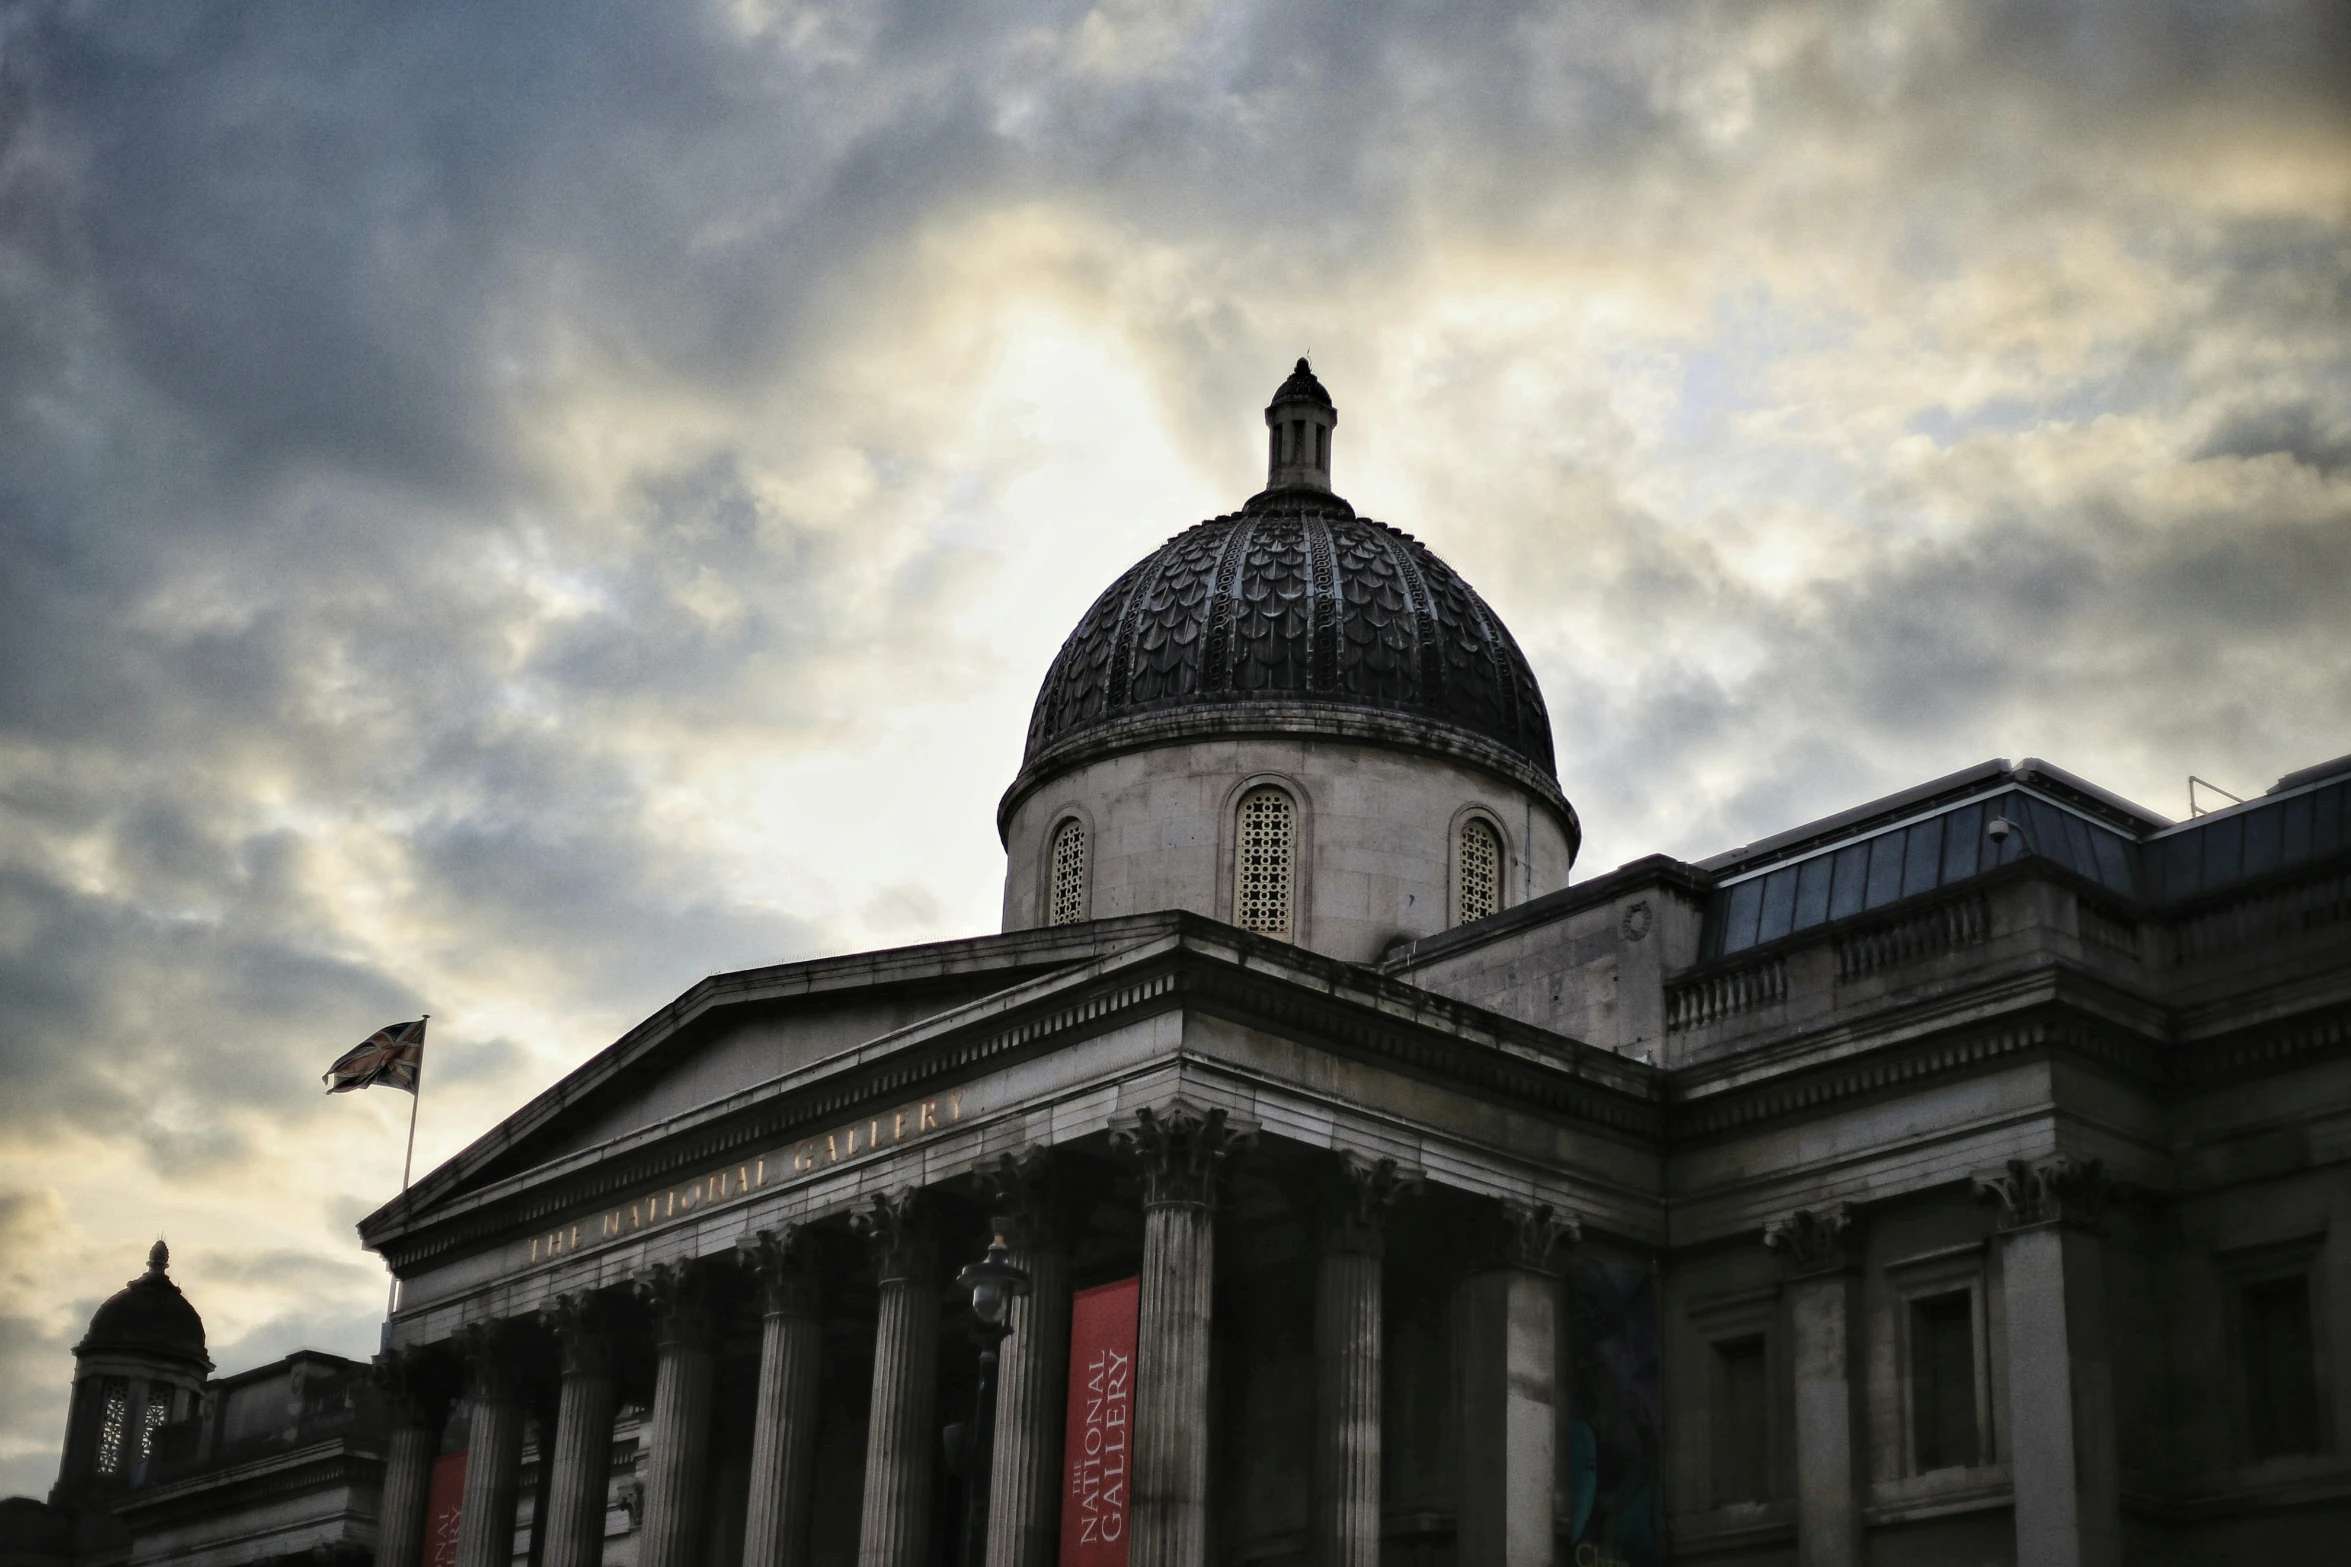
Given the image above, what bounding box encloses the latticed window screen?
[138,1392,169,1462]
[1458,818,1501,924]
[94,1378,129,1475]
[1234,788,1295,940]
[1048,819,1089,926]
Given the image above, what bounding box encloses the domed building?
[49,1241,212,1506]
[1001,362,1576,960]
[305,362,2350,1567]
[4,1242,391,1567]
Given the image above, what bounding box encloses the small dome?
[1268,356,1334,410]
[77,1240,208,1367]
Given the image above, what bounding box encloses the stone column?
[455,1325,530,1567]
[852,1189,941,1567]
[1314,1155,1421,1567]
[634,1262,718,1567]
[372,1347,456,1567]
[1763,1206,1864,1567]
[1455,1200,1577,1567]
[1112,1101,1257,1567]
[536,1293,619,1567]
[740,1227,826,1567]
[1976,1157,2119,1567]
[983,1149,1078,1567]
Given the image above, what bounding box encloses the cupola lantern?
[1263,357,1337,493]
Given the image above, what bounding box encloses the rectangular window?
[1710,1335,1769,1505]
[1910,1292,1979,1471]
[2245,1275,2320,1459]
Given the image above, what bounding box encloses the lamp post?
[956,1234,1031,1567]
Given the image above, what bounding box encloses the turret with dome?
[1000,361,1579,961]
[49,1240,210,1506]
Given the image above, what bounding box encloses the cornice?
[1665,1007,2163,1144]
[375,924,1661,1274]
[119,1439,384,1525]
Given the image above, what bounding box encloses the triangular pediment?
[360,917,1188,1244]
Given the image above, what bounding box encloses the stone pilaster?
[453,1325,529,1567]
[1112,1102,1256,1567]
[740,1227,826,1567]
[1975,1157,2119,1567]
[1763,1205,1864,1567]
[852,1190,941,1567]
[536,1293,619,1567]
[1314,1155,1421,1567]
[371,1348,455,1567]
[981,1149,1079,1567]
[1455,1199,1577,1567]
[633,1261,717,1567]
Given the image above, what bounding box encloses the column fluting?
[370,1347,453,1567]
[1312,1154,1419,1567]
[742,1227,826,1567]
[634,1262,718,1567]
[453,1326,528,1567]
[1114,1102,1256,1567]
[538,1294,620,1567]
[984,1149,1077,1567]
[854,1190,941,1567]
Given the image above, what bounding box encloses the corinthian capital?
[370,1344,459,1430]
[540,1289,615,1378]
[1110,1100,1258,1209]
[1498,1198,1581,1274]
[1973,1155,2112,1231]
[1762,1204,1861,1276]
[850,1188,936,1285]
[978,1146,1081,1251]
[738,1225,822,1319]
[1322,1152,1425,1257]
[630,1259,715,1349]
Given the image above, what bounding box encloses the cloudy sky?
[2,0,2347,1492]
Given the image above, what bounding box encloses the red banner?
[1059,1276,1139,1567]
[423,1451,467,1567]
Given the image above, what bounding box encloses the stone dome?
[77,1240,208,1366]
[1018,487,1560,794]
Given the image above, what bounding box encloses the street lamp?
[955,1234,1031,1567]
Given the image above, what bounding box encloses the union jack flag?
[323,1019,426,1094]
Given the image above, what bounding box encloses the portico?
[361,914,1663,1567]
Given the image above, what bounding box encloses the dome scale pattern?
[1024,489,1557,779]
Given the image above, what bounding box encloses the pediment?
[361,918,1184,1242]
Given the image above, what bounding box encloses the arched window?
[1048,818,1089,926]
[94,1377,129,1476]
[1234,787,1295,940]
[1458,817,1501,925]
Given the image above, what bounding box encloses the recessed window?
[1458,817,1501,924]
[2244,1274,2320,1459]
[138,1389,169,1464]
[1048,818,1089,926]
[1910,1292,1980,1471]
[95,1377,129,1476]
[1235,787,1295,940]
[1710,1335,1769,1505]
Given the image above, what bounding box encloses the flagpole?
[399,1016,427,1193]
[385,1016,428,1329]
